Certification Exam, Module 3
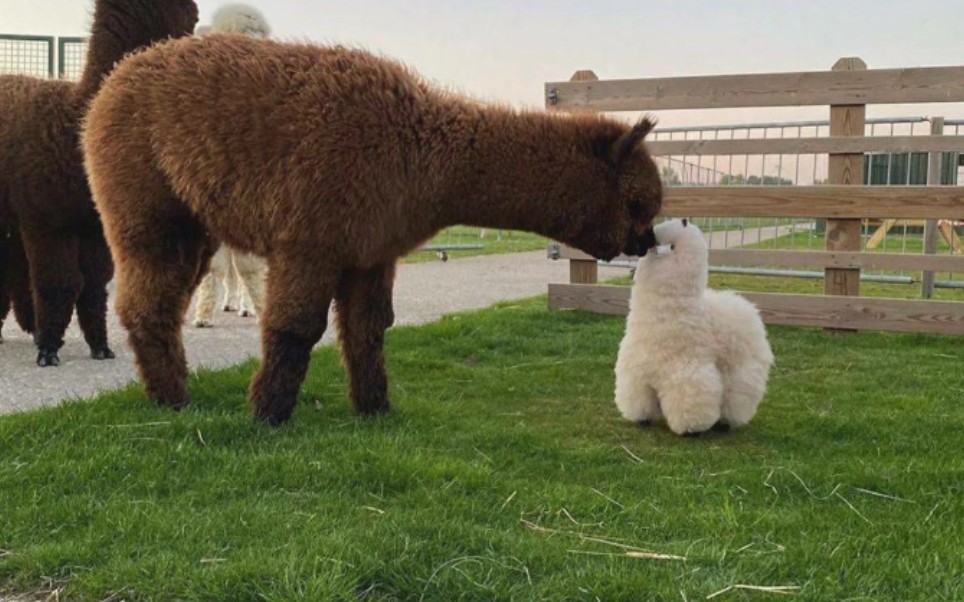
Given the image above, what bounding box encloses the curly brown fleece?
[82,35,663,425]
[0,0,197,364]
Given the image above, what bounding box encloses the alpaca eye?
[682,219,688,228]
[670,244,676,251]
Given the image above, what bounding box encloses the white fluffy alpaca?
[614,219,774,436]
[192,3,271,328]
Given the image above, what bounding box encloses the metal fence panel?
[0,34,54,78]
[57,36,87,80]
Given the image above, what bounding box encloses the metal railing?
[0,34,87,80]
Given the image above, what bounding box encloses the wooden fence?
[545,58,964,335]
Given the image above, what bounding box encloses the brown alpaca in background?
[0,0,198,365]
[82,36,662,425]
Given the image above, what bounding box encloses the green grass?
[2,298,963,601]
[403,227,547,263]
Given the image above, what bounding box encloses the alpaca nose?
[634,227,658,256]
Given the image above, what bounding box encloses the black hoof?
[222,305,236,313]
[91,346,116,360]
[637,419,654,428]
[239,310,252,318]
[37,348,60,367]
[681,431,704,438]
[711,421,731,433]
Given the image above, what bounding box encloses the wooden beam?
[566,70,599,286]
[645,135,964,157]
[547,284,964,335]
[708,249,964,273]
[557,245,964,273]
[825,57,866,307]
[922,117,945,299]
[545,64,964,112]
[661,186,964,219]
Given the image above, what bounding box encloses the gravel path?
[0,224,797,415]
[0,251,626,415]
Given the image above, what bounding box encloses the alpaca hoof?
[636,419,654,428]
[91,346,116,360]
[681,430,705,438]
[711,421,731,433]
[36,348,60,367]
[193,319,213,328]
[239,310,252,318]
[255,410,291,427]
[357,400,391,417]
[222,305,236,313]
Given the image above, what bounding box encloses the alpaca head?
[92,0,199,48]
[634,218,708,296]
[567,117,662,262]
[208,4,272,37]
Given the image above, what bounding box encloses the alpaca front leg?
[614,376,661,426]
[335,263,396,416]
[20,228,82,367]
[76,231,115,359]
[660,363,724,436]
[614,337,661,424]
[249,257,336,425]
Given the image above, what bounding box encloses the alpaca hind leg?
[221,249,239,312]
[614,351,662,425]
[7,230,35,334]
[233,252,265,318]
[720,360,769,429]
[114,211,210,409]
[335,263,396,416]
[249,255,336,425]
[192,246,227,327]
[0,234,8,342]
[660,363,724,436]
[76,229,115,359]
[20,228,82,367]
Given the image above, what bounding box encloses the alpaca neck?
[439,108,616,240]
[75,0,192,103]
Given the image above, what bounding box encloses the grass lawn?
[1,298,963,601]
[403,227,546,264]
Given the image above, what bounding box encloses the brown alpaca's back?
[87,35,458,265]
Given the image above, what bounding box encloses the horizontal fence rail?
[662,186,964,219]
[646,135,964,157]
[548,284,964,335]
[546,66,964,112]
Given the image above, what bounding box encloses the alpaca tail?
[209,3,272,37]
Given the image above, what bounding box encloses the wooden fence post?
[922,117,945,299]
[567,70,600,285]
[825,57,867,330]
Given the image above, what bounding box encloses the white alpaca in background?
[192,3,271,328]
[614,219,774,436]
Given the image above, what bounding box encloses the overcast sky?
[4,0,964,126]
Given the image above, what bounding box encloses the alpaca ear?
[682,218,688,228]
[611,117,656,166]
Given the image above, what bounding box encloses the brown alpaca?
[0,0,198,364]
[82,36,663,425]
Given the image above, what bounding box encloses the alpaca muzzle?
[626,226,658,257]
